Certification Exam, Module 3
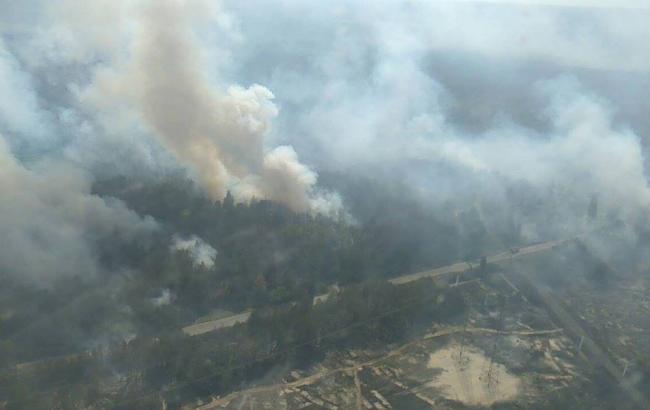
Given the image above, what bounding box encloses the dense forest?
[2,167,608,363]
[1,162,632,408]
[1,172,619,409]
[0,173,489,408]
[1,275,465,409]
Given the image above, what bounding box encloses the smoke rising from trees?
[1,0,650,282]
[75,0,341,213]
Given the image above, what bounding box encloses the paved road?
[389,238,567,285]
[182,311,253,336]
[185,237,569,336]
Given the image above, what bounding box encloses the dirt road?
[195,326,563,409]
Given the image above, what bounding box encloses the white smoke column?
[171,235,217,268]
[151,288,173,306]
[259,146,316,211]
[82,0,339,214]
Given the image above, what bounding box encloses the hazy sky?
[461,0,649,8]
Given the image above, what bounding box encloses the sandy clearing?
[427,344,520,406]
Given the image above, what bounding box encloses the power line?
[5,231,591,406]
[107,288,448,408]
[8,284,441,406]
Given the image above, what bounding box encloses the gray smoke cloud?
[0,25,159,284]
[2,0,650,253]
[0,37,55,153]
[220,0,650,224]
[0,133,157,283]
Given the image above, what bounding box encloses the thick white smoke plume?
[2,0,650,262]
[71,0,341,214]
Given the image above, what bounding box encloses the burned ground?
[190,255,639,410]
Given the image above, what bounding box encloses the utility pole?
[485,295,505,393]
[577,335,584,353]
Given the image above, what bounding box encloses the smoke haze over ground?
[1,0,650,279]
[0,132,157,283]
[6,3,650,409]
